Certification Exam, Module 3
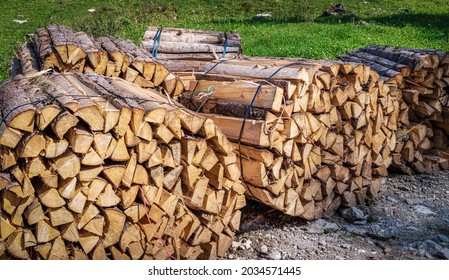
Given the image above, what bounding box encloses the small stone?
[268,251,282,260]
[367,226,395,241]
[417,240,443,257]
[311,219,339,233]
[231,241,241,249]
[259,245,268,254]
[435,234,449,243]
[335,255,345,260]
[228,254,235,259]
[340,207,366,222]
[413,205,436,215]
[88,8,96,13]
[306,226,324,235]
[406,226,420,232]
[383,247,392,253]
[341,243,351,249]
[439,248,449,259]
[318,240,327,246]
[405,198,423,205]
[240,239,252,250]
[344,225,366,236]
[386,196,398,203]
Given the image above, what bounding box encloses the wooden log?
[0,79,36,132]
[204,60,310,83]
[204,114,275,147]
[188,80,284,111]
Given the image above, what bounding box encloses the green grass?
[1,0,448,82]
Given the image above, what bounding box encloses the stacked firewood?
[0,72,245,260]
[180,57,399,219]
[15,25,185,98]
[341,46,449,174]
[141,27,242,73]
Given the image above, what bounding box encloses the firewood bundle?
[14,25,185,98]
[341,46,449,174]
[0,72,246,260]
[141,27,242,73]
[180,57,399,219]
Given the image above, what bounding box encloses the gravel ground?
[224,172,449,260]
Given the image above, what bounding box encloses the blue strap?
[238,62,306,175]
[152,27,163,59]
[222,32,228,59]
[396,133,409,140]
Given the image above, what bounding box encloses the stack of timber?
[180,57,399,219]
[17,25,185,98]
[141,27,242,73]
[0,72,246,260]
[341,46,449,174]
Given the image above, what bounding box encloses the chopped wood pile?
[14,25,185,98]
[341,46,449,174]
[141,27,242,73]
[180,57,399,219]
[2,24,449,260]
[0,72,245,260]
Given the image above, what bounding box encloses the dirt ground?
[224,172,449,260]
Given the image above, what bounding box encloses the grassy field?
[1,0,448,81]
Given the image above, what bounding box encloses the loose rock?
[434,234,449,244]
[268,251,282,260]
[259,245,268,254]
[306,226,324,235]
[413,205,436,215]
[311,219,339,233]
[340,207,366,222]
[439,248,449,259]
[417,240,443,257]
[344,225,366,236]
[366,226,395,241]
[405,198,423,205]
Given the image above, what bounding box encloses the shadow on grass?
[313,12,449,34]
[201,16,308,26]
[367,13,449,32]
